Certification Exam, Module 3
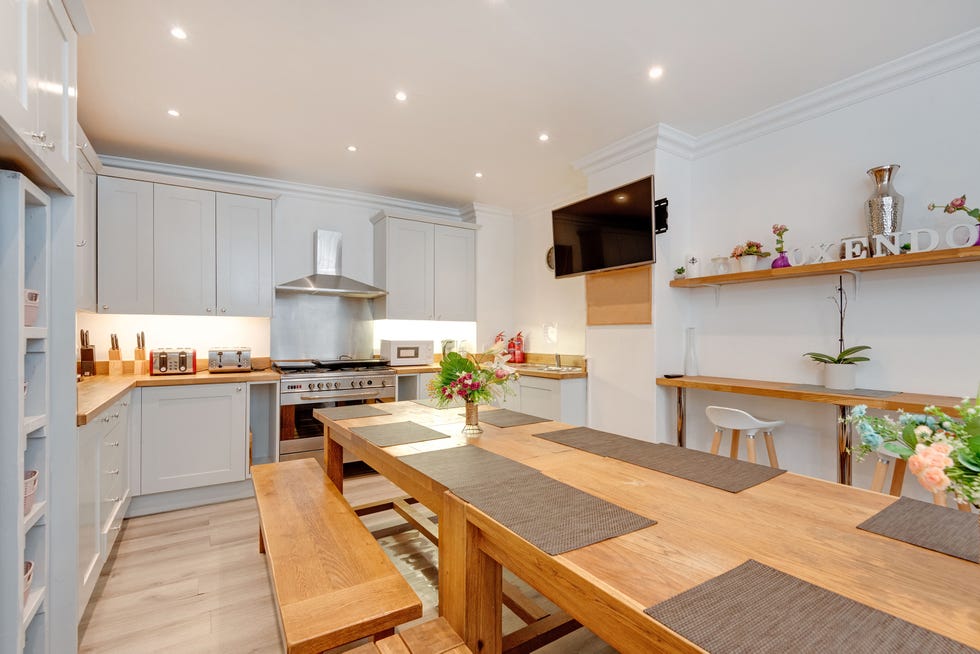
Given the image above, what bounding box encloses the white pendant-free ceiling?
[78,1,980,209]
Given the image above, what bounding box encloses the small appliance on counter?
[208,347,252,372]
[150,348,197,375]
[380,340,434,366]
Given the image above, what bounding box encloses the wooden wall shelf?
[670,246,980,288]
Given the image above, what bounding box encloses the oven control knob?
[333,382,341,389]
[317,382,325,390]
[308,383,315,390]
[380,380,387,387]
[350,380,357,388]
[358,380,365,388]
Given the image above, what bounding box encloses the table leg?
[676,387,686,448]
[325,428,344,492]
[836,405,852,485]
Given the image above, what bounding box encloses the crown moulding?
[574,26,980,177]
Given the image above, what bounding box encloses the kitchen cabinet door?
[77,418,102,617]
[34,0,76,192]
[153,184,216,315]
[75,152,96,311]
[433,224,476,321]
[0,0,36,151]
[216,193,272,317]
[140,383,247,494]
[378,218,434,320]
[97,176,154,313]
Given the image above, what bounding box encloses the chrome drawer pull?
[104,496,120,502]
[105,441,120,447]
[106,469,119,475]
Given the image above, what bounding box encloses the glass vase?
[463,400,483,436]
[771,252,791,268]
[683,327,699,376]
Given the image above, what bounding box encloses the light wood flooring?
[78,472,617,653]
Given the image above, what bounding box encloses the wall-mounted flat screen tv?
[551,176,654,278]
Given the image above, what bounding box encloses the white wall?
[678,58,980,496]
[463,204,516,350]
[511,196,588,357]
[75,313,271,359]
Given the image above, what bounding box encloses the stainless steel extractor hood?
[276,230,387,298]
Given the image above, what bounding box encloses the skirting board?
[126,479,255,517]
[585,265,653,325]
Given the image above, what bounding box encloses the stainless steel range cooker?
[275,358,396,463]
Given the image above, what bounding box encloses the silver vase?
[866,165,904,247]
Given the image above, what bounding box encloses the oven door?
[279,392,391,465]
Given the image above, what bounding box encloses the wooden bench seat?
[347,618,472,654]
[251,459,422,654]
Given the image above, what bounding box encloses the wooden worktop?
[656,375,965,413]
[77,369,280,426]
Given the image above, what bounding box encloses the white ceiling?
[78,1,980,210]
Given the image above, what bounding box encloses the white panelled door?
[433,224,476,321]
[215,193,272,317]
[97,177,154,314]
[386,218,434,320]
[153,184,216,315]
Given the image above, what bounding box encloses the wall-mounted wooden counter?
[670,246,980,288]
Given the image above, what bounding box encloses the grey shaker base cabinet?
[139,383,248,494]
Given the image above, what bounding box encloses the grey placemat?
[317,404,391,420]
[397,445,534,490]
[858,496,980,563]
[787,383,898,398]
[413,397,465,409]
[464,408,551,428]
[646,560,978,654]
[454,471,655,555]
[351,421,450,447]
[535,429,784,492]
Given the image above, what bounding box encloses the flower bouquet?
[428,341,519,435]
[847,394,980,506]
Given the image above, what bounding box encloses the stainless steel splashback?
[271,293,375,360]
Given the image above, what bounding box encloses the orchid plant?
[428,341,518,406]
[730,240,771,258]
[772,224,789,253]
[847,393,980,506]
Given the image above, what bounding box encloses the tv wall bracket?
[654,198,668,234]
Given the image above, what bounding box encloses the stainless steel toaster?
[150,348,197,375]
[208,347,252,372]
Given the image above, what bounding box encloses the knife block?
[108,349,123,376]
[133,348,148,375]
[80,346,96,377]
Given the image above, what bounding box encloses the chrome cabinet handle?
[121,401,128,407]
[39,141,55,151]
[102,304,108,310]
[76,239,87,247]
[105,469,119,475]
[102,416,111,423]
[236,386,243,392]
[104,496,120,502]
[105,441,120,447]
[206,307,212,312]
[30,131,47,142]
[220,307,226,313]
[112,412,120,419]
[77,142,89,151]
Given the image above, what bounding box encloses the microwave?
[380,340,434,366]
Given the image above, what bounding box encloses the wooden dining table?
[316,401,980,654]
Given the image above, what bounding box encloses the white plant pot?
[739,255,759,272]
[824,363,857,390]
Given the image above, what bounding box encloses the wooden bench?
[347,618,472,654]
[251,459,422,653]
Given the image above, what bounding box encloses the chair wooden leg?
[871,457,889,494]
[933,493,947,506]
[888,458,907,496]
[729,429,740,460]
[763,431,779,469]
[710,429,723,455]
[745,434,757,464]
[957,502,972,512]
[258,527,265,554]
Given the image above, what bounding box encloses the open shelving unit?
[1,171,52,653]
[670,245,980,288]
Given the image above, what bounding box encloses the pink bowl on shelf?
[24,470,38,515]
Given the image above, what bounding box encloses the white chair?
[705,406,784,468]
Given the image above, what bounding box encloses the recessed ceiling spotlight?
[394,90,408,103]
[648,65,664,80]
[167,109,180,117]
[615,194,628,203]
[474,172,483,179]
[538,133,550,142]
[170,26,187,40]
[346,145,358,152]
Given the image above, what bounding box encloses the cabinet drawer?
[100,495,127,555]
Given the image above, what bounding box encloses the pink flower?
[916,466,951,494]
[945,204,957,214]
[950,195,967,209]
[495,368,507,379]
[909,443,954,474]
